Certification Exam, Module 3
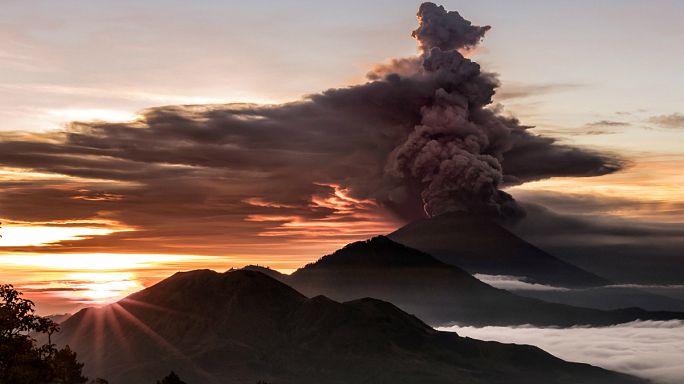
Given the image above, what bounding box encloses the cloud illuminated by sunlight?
[0,253,213,271]
[1,254,244,313]
[243,184,400,246]
[0,225,119,247]
[47,108,141,124]
[18,272,143,304]
[509,155,684,222]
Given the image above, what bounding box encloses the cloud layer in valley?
[440,320,684,384]
[474,274,570,291]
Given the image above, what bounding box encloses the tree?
[50,345,88,384]
[0,284,88,384]
[156,371,187,384]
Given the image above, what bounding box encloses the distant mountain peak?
[242,264,288,279]
[297,236,444,271]
[120,268,306,316]
[389,214,609,288]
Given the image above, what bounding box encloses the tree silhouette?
[50,345,87,384]
[0,284,88,384]
[156,371,187,384]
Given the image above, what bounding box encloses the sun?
[68,272,142,303]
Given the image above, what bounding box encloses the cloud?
[477,272,684,298]
[585,120,630,127]
[512,189,684,222]
[608,283,684,290]
[439,320,684,384]
[0,3,621,255]
[576,130,617,136]
[495,83,583,101]
[506,196,684,284]
[411,2,490,52]
[648,113,684,129]
[476,272,684,312]
[474,274,571,291]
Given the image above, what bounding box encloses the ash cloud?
[411,2,491,52]
[384,2,619,218]
[0,3,621,252]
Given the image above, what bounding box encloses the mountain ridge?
[261,236,684,327]
[54,269,647,384]
[388,213,609,288]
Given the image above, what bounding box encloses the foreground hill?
[261,237,683,327]
[388,213,608,288]
[55,269,646,384]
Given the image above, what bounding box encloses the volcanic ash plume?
[0,2,623,251]
[387,2,525,219]
[411,2,491,52]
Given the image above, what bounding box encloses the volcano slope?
[55,269,646,384]
[388,213,609,288]
[254,236,684,327]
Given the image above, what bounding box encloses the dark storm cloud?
[0,3,622,253]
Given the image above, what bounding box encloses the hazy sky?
[1,1,683,313]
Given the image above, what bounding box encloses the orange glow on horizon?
[510,155,684,222]
[3,159,682,314]
[0,224,127,247]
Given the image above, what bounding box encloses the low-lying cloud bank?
[478,273,684,296]
[474,274,570,291]
[440,320,684,384]
[476,273,684,311]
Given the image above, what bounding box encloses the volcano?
[54,269,646,384]
[268,236,682,327]
[388,213,609,288]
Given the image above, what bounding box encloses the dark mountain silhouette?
[263,236,683,327]
[388,213,609,287]
[54,269,647,384]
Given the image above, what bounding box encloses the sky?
[1,0,683,314]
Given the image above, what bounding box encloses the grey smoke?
[412,2,491,52]
[388,2,541,218]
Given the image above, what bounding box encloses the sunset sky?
[1,0,683,314]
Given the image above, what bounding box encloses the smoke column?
[387,2,526,219]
